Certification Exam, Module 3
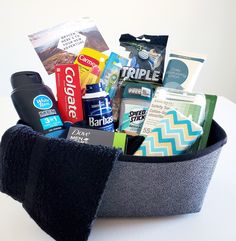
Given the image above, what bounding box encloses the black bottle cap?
[11,71,44,89]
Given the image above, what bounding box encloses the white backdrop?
[1,0,235,102]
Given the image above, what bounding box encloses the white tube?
[163,51,207,91]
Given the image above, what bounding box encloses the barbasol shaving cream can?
[82,83,114,132]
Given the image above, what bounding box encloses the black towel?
[0,124,121,241]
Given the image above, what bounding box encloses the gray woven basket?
[98,120,227,217]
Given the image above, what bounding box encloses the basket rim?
[4,119,227,164]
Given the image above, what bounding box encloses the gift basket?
[0,17,227,241]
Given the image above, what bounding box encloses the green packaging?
[197,94,217,150]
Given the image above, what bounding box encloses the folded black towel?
[0,124,121,241]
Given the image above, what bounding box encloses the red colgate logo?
[77,54,99,67]
[55,64,83,123]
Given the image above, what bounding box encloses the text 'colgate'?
[55,64,83,123]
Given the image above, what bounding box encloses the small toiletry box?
[0,120,227,217]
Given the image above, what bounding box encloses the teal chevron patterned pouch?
[135,109,203,156]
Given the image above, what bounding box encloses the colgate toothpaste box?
[55,64,83,123]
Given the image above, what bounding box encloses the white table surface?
[0,96,236,241]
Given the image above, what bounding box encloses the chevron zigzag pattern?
[135,109,203,156]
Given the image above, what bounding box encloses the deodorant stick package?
[119,82,153,135]
[55,64,83,124]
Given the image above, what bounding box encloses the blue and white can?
[82,83,114,132]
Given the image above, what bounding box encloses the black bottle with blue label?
[11,71,64,137]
